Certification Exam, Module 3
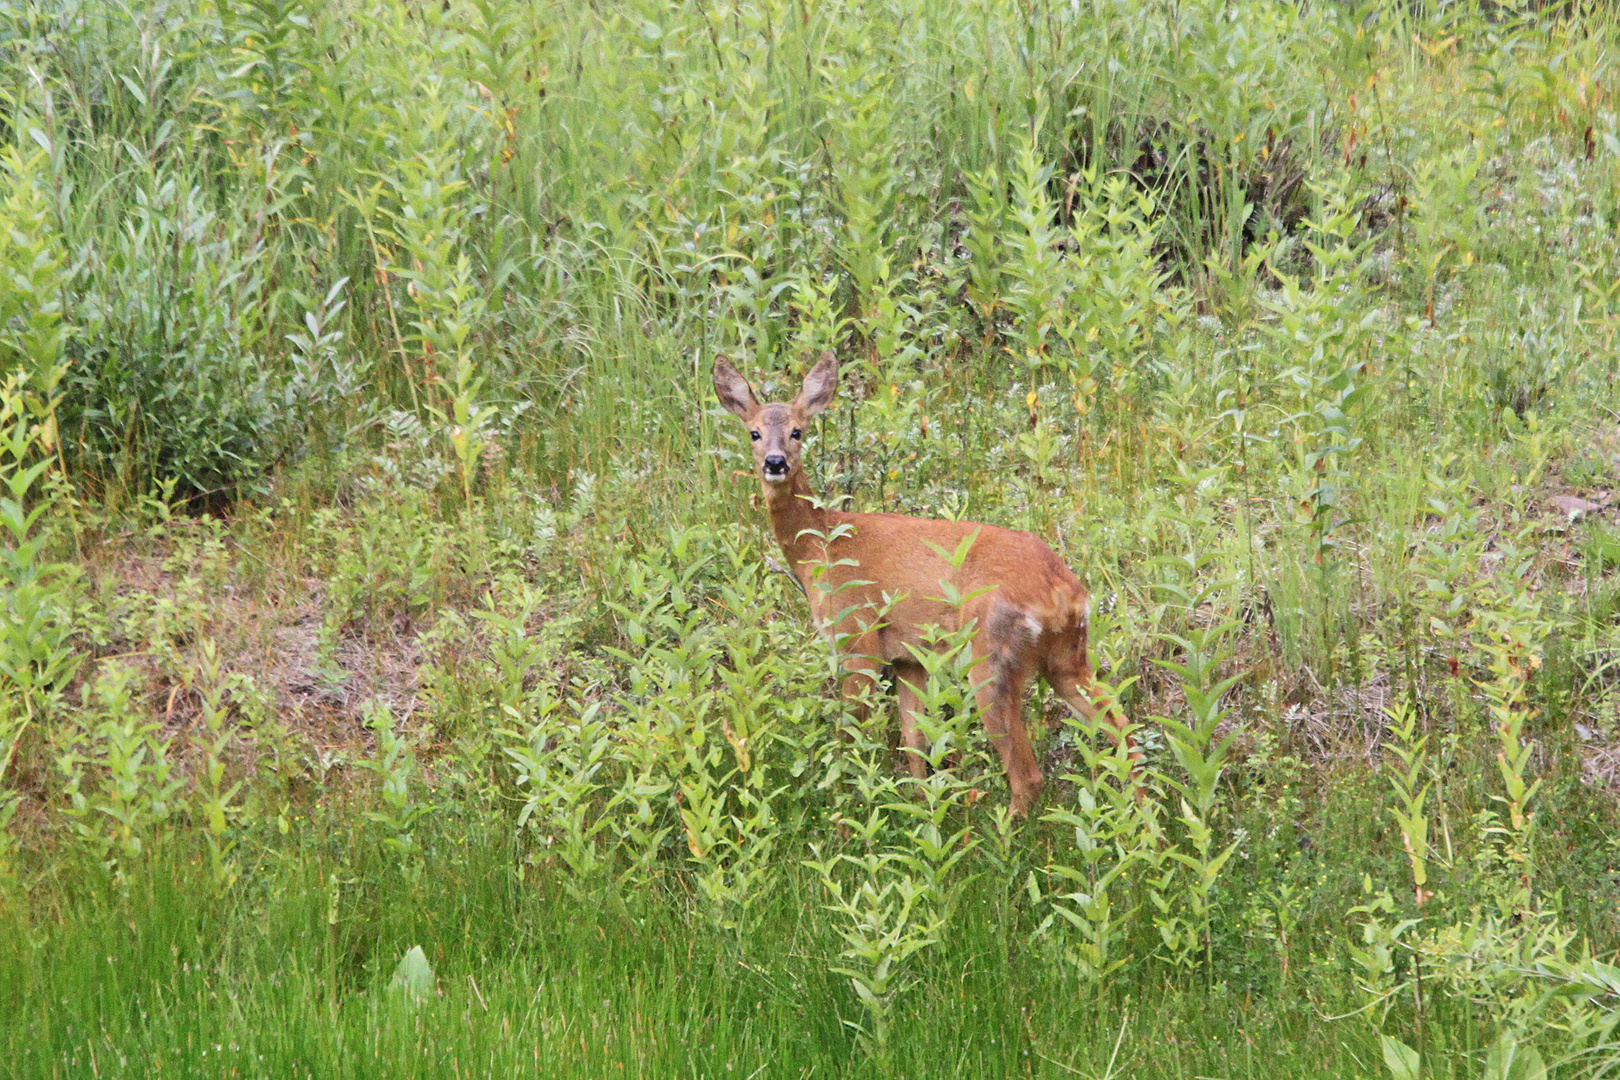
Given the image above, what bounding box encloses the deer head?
[713,351,838,486]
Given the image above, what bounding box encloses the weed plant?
[3,0,1620,1075]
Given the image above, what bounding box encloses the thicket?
[2,0,1620,1075]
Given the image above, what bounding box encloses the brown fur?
[714,351,1127,816]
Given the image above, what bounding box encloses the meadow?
[2,0,1620,1075]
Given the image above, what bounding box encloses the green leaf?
[390,945,436,1004]
[1485,1035,1545,1080]
[1380,1034,1420,1080]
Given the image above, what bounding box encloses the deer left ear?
[796,350,838,418]
[713,355,761,421]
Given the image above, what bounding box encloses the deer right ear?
[796,350,838,418]
[713,356,760,421]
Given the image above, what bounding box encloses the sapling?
[672,631,790,934]
[1381,700,1438,1055]
[0,692,24,878]
[504,692,614,900]
[0,147,78,761]
[802,614,984,1063]
[365,106,497,506]
[1345,878,1423,1041]
[56,663,184,878]
[1147,618,1243,975]
[808,843,946,1066]
[595,676,679,904]
[1384,702,1436,909]
[1408,147,1483,327]
[887,621,982,908]
[359,700,431,868]
[1039,700,1150,987]
[1064,167,1177,427]
[1476,610,1548,920]
[191,637,245,894]
[1262,183,1373,680]
[0,371,78,752]
[822,56,904,375]
[1003,125,1064,385]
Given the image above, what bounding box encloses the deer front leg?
[894,661,930,781]
[837,646,882,726]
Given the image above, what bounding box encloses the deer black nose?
[763,455,788,476]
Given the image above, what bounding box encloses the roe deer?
[713,350,1126,816]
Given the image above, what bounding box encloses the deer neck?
[763,469,831,571]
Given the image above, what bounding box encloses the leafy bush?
[62,177,276,500]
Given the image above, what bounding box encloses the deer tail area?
[983,589,1092,673]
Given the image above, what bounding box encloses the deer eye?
[791,429,802,440]
[749,431,760,441]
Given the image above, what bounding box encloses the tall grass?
[3,827,1393,1080]
[3,0,1620,1074]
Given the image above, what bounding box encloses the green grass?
[2,829,1394,1080]
[3,0,1620,1074]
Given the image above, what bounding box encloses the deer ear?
[712,356,760,421]
[796,350,838,418]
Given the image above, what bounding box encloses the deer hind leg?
[976,602,1047,815]
[893,660,930,781]
[974,604,1044,815]
[974,656,1041,816]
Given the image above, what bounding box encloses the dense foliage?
[2,0,1620,1075]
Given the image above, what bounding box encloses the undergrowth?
[3,0,1620,1075]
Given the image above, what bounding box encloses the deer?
[713,350,1128,817]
